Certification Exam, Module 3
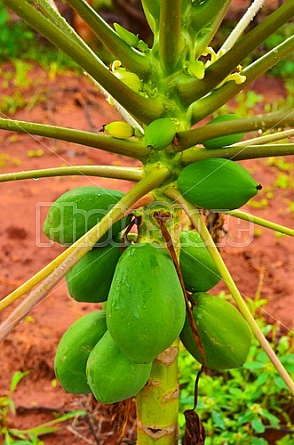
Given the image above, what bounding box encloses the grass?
[178,313,294,445]
[0,371,85,444]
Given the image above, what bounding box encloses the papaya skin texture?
[65,244,121,303]
[54,311,107,394]
[179,229,221,292]
[180,292,252,370]
[86,331,152,404]
[177,158,261,211]
[43,186,130,245]
[107,243,186,364]
[144,117,177,151]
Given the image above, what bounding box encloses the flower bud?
[103,121,134,139]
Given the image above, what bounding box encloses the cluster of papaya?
[52,241,188,404]
[44,184,252,404]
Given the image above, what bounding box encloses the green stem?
[230,129,294,147]
[226,210,294,237]
[159,0,182,75]
[177,111,294,150]
[2,0,164,123]
[141,0,160,34]
[0,166,171,339]
[177,0,294,105]
[165,189,294,395]
[191,0,232,60]
[189,0,231,36]
[64,0,150,77]
[181,144,294,164]
[0,165,143,183]
[136,341,180,445]
[0,117,149,161]
[190,35,294,123]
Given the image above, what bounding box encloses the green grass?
[178,314,294,445]
[0,4,78,70]
[0,371,85,444]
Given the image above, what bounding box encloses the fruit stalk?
[177,111,294,151]
[136,341,180,445]
[0,165,143,183]
[64,0,150,76]
[0,117,149,161]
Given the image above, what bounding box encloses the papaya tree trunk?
[136,341,180,445]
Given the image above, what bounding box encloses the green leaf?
[254,372,270,387]
[243,361,266,370]
[238,411,255,425]
[251,417,265,433]
[10,371,31,393]
[251,438,269,445]
[211,411,226,429]
[261,410,280,428]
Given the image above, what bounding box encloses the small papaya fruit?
[203,114,245,149]
[180,292,252,369]
[86,330,152,404]
[179,230,221,292]
[54,310,107,394]
[43,186,130,245]
[177,158,261,210]
[103,121,134,139]
[145,118,177,150]
[107,243,186,363]
[65,244,121,303]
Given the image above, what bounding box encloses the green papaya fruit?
[180,230,221,292]
[54,310,107,394]
[177,158,261,210]
[145,118,177,151]
[107,243,186,363]
[203,114,245,149]
[86,330,152,404]
[65,244,121,303]
[180,293,252,369]
[43,186,130,245]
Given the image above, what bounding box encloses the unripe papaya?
[145,118,177,151]
[43,186,130,245]
[54,310,107,394]
[180,293,252,369]
[179,230,221,292]
[65,244,121,303]
[177,158,261,210]
[203,114,245,149]
[86,330,152,404]
[107,243,186,363]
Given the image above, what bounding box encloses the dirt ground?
[0,61,293,444]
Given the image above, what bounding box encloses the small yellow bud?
[187,60,205,80]
[103,121,134,139]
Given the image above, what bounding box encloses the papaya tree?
[1,0,294,444]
